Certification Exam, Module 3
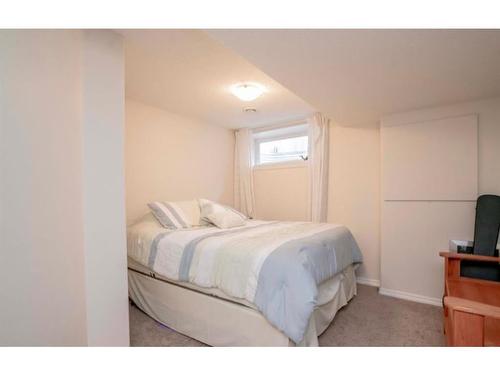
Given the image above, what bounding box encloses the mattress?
[128,257,357,310]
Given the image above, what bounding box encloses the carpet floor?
[129,284,445,346]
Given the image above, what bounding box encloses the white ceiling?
[118,29,314,129]
[207,29,500,126]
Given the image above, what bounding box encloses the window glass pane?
[258,135,308,164]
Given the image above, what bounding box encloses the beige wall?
[328,125,381,284]
[252,124,381,283]
[254,165,310,221]
[125,100,234,224]
[380,96,500,303]
[0,30,129,346]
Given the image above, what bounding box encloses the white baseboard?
[356,277,380,287]
[378,287,442,307]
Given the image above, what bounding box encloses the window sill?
[253,160,309,171]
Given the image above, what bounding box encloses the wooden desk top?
[439,251,500,263]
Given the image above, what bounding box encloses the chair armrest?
[440,251,500,263]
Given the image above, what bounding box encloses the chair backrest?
[473,194,500,256]
[461,195,500,282]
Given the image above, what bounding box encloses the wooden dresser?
[440,251,500,346]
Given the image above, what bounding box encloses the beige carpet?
[129,284,445,346]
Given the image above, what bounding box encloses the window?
[258,135,308,164]
[253,124,309,167]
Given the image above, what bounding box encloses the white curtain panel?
[234,128,256,218]
[308,113,330,222]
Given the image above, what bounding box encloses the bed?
[127,204,363,346]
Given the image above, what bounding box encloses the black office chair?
[460,194,500,282]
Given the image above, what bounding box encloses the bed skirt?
[128,264,357,346]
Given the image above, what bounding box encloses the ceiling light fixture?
[231,82,265,102]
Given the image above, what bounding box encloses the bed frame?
[128,264,357,346]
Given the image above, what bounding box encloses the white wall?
[0,30,87,345]
[0,30,129,345]
[252,124,381,284]
[125,100,234,224]
[82,30,129,346]
[380,96,500,304]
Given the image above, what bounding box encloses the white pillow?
[148,200,202,229]
[206,211,245,229]
[199,199,246,229]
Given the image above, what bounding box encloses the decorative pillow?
[198,199,247,228]
[148,200,201,229]
[223,205,248,220]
